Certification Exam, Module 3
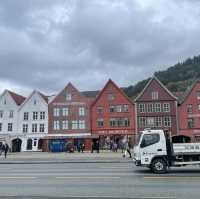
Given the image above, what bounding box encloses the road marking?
[144,176,200,180]
[56,176,121,179]
[0,176,37,179]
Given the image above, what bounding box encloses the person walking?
[4,143,9,159]
[123,140,132,158]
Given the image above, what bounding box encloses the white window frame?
[62,107,69,116]
[79,107,85,116]
[163,103,170,112]
[32,123,37,132]
[79,120,85,129]
[8,123,13,132]
[62,120,68,130]
[53,108,60,117]
[53,121,60,130]
[151,91,159,100]
[163,116,171,127]
[23,124,28,133]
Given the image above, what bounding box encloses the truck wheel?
[151,158,167,174]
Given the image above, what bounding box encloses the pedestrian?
[123,140,132,158]
[81,143,85,153]
[0,143,3,156]
[4,143,9,159]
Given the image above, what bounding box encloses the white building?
[0,90,25,151]
[18,90,48,151]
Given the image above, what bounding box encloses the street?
[0,160,200,198]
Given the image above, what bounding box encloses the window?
[53,121,60,130]
[32,124,37,132]
[188,118,195,128]
[39,124,45,132]
[147,104,153,113]
[4,99,6,105]
[163,116,171,127]
[53,108,60,117]
[62,107,69,116]
[23,124,28,133]
[123,105,129,112]
[154,117,162,127]
[8,123,12,132]
[151,91,159,100]
[198,104,200,112]
[163,103,170,112]
[0,123,2,131]
[97,107,103,115]
[24,112,29,120]
[146,117,154,127]
[9,110,14,118]
[34,100,37,105]
[79,120,85,129]
[155,103,161,112]
[97,119,104,127]
[187,105,193,114]
[33,112,38,120]
[108,93,114,101]
[62,120,68,130]
[139,104,145,113]
[66,93,71,101]
[116,105,122,112]
[124,118,130,127]
[141,134,160,148]
[72,120,78,129]
[40,112,45,120]
[109,118,116,127]
[139,117,146,128]
[0,110,3,118]
[79,107,85,116]
[109,106,115,113]
[197,91,200,100]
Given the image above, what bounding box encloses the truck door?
[140,133,167,165]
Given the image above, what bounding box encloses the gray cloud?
[0,0,200,96]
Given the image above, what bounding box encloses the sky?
[0,0,200,96]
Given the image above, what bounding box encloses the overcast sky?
[0,0,200,96]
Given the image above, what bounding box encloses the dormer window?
[151,91,158,100]
[34,100,37,105]
[66,93,71,101]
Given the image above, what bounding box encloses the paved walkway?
[0,151,133,164]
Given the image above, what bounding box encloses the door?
[12,138,22,152]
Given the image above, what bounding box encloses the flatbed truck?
[133,129,200,173]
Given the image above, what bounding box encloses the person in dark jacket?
[3,143,9,159]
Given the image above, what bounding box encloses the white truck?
[133,129,200,173]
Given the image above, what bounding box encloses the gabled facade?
[0,90,25,151]
[18,90,48,151]
[91,79,135,149]
[135,77,178,135]
[178,80,200,141]
[48,83,93,152]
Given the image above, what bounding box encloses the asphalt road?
[0,162,200,198]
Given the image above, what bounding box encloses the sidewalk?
[0,151,133,164]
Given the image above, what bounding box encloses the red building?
[135,77,178,136]
[178,80,200,142]
[91,79,135,149]
[47,83,94,152]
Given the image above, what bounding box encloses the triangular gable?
[180,79,200,105]
[91,79,134,107]
[50,82,88,104]
[0,90,26,106]
[19,90,48,111]
[135,76,177,102]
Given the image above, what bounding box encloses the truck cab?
[133,129,171,173]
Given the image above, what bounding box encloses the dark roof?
[8,90,26,105]
[81,90,99,98]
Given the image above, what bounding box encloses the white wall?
[18,91,48,151]
[0,91,19,138]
